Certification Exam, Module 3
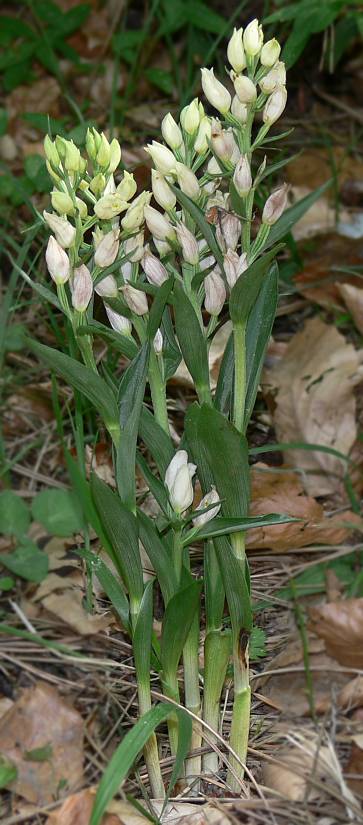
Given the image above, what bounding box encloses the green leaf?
[80,548,130,632]
[0,491,30,538]
[249,626,267,661]
[24,743,53,762]
[116,343,150,509]
[91,475,144,606]
[185,0,226,33]
[205,541,225,631]
[0,755,17,789]
[136,451,170,516]
[229,246,282,325]
[28,340,120,442]
[265,181,332,247]
[0,108,8,137]
[173,282,211,402]
[90,703,192,825]
[213,535,252,634]
[161,580,202,685]
[133,581,154,684]
[137,510,177,605]
[168,184,224,270]
[0,540,48,583]
[145,67,173,94]
[78,321,138,360]
[65,453,118,564]
[147,277,173,339]
[139,406,174,476]
[184,512,298,544]
[244,263,279,428]
[32,489,83,537]
[0,576,14,591]
[214,331,234,417]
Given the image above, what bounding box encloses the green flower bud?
[90,173,106,197]
[108,138,122,173]
[96,133,111,167]
[51,190,75,216]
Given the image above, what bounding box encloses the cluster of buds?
[164,450,221,524]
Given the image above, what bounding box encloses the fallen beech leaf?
[309,598,363,667]
[338,676,363,710]
[247,464,360,551]
[42,590,112,635]
[0,682,83,804]
[46,789,150,825]
[263,317,362,496]
[346,743,363,797]
[289,187,348,240]
[338,284,363,335]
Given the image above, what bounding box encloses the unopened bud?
[243,18,263,57]
[207,156,223,175]
[90,173,106,197]
[145,141,176,175]
[201,68,231,114]
[260,38,281,67]
[193,487,221,527]
[204,269,226,316]
[122,284,148,315]
[121,261,132,282]
[211,121,238,163]
[45,236,70,285]
[233,154,252,197]
[175,223,199,265]
[151,169,176,210]
[227,28,246,73]
[51,190,74,216]
[215,212,240,252]
[175,162,200,200]
[97,133,111,167]
[124,231,144,262]
[104,174,116,195]
[180,98,201,134]
[141,249,168,286]
[71,265,93,311]
[44,135,60,167]
[105,305,132,335]
[262,184,289,225]
[144,206,176,242]
[121,191,151,232]
[231,95,248,123]
[153,237,171,258]
[94,229,120,267]
[86,128,97,160]
[153,328,163,355]
[43,211,76,249]
[117,171,137,201]
[194,116,211,154]
[75,197,87,219]
[94,193,128,219]
[259,62,286,94]
[161,113,183,149]
[224,249,248,288]
[233,74,257,104]
[263,86,287,124]
[95,274,118,297]
[64,140,81,172]
[165,450,196,514]
[108,138,122,173]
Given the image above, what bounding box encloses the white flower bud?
[233,154,252,197]
[96,133,111,167]
[117,171,137,201]
[243,18,263,57]
[201,68,231,114]
[175,223,199,265]
[121,191,151,231]
[105,305,132,335]
[215,212,240,252]
[151,169,176,210]
[260,38,281,67]
[233,74,257,104]
[141,248,168,286]
[193,487,221,527]
[152,237,170,258]
[153,328,163,355]
[121,261,132,282]
[45,236,70,285]
[262,183,289,225]
[263,85,287,124]
[94,229,120,268]
[194,116,211,154]
[71,265,93,312]
[43,211,76,249]
[94,193,128,219]
[90,173,106,197]
[108,138,122,173]
[124,231,144,263]
[51,190,74,216]
[145,141,176,175]
[95,274,118,297]
[207,156,223,175]
[231,95,248,123]
[211,121,238,163]
[75,197,87,219]
[204,269,226,316]
[175,162,200,200]
[180,98,200,134]
[144,206,176,242]
[224,249,248,288]
[44,136,60,167]
[63,140,81,172]
[122,284,148,316]
[227,28,246,73]
[161,113,183,149]
[259,62,286,94]
[165,450,196,514]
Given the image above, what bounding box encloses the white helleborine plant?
[35,17,297,802]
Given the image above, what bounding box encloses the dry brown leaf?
[0,682,83,804]
[246,464,360,551]
[346,744,363,797]
[42,590,112,635]
[173,322,232,389]
[263,317,362,496]
[338,283,363,335]
[309,598,363,667]
[46,789,150,825]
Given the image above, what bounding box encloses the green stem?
[202,630,231,777]
[182,604,201,789]
[233,322,247,433]
[162,676,181,757]
[138,683,165,798]
[148,349,170,435]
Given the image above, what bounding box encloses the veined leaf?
[79,548,130,632]
[136,451,170,516]
[213,535,252,635]
[214,331,234,417]
[139,405,174,476]
[168,183,224,269]
[184,512,298,544]
[265,180,332,248]
[229,246,282,325]
[161,580,202,685]
[138,510,177,605]
[133,581,154,687]
[28,340,120,443]
[116,343,150,509]
[78,321,138,360]
[90,703,192,825]
[173,282,211,404]
[147,277,173,339]
[244,263,279,428]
